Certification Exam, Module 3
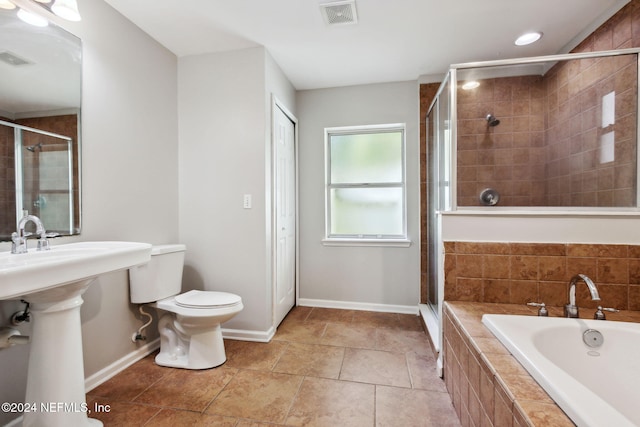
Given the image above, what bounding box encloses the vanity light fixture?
[515,31,543,46]
[462,81,480,90]
[11,0,81,26]
[50,0,81,21]
[0,0,16,10]
[17,7,47,26]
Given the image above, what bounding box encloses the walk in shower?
[424,47,640,364]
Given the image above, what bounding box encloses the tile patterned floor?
[87,306,461,426]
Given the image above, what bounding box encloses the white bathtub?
[482,314,640,427]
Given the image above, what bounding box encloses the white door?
[274,104,296,326]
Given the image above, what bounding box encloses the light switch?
[243,194,252,209]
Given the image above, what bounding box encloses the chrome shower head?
[25,142,42,152]
[486,114,500,127]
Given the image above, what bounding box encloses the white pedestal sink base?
[22,279,102,427]
[0,241,152,426]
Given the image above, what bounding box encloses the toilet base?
[155,313,228,369]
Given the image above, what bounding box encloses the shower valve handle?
[594,306,619,320]
[527,302,548,317]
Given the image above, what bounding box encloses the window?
[324,124,408,245]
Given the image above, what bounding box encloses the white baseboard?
[298,298,419,315]
[222,327,275,343]
[84,338,160,392]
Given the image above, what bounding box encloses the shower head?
[486,114,500,127]
[25,142,42,152]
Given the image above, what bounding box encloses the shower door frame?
[8,119,74,232]
[424,70,456,375]
[424,47,640,376]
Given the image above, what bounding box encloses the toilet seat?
[175,290,242,309]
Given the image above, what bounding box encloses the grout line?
[281,373,307,425]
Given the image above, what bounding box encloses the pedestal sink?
[0,241,151,427]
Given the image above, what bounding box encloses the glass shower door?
[425,72,453,369]
[17,126,74,235]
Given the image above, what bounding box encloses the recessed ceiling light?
[515,32,543,46]
[462,81,480,90]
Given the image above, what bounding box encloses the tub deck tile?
[443,301,640,426]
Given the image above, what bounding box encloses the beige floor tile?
[375,386,461,427]
[145,409,237,426]
[285,377,375,427]
[82,307,460,426]
[134,366,237,411]
[395,313,426,331]
[306,307,355,323]
[351,311,400,328]
[223,340,288,371]
[375,328,433,355]
[320,323,377,348]
[87,354,168,401]
[282,306,313,322]
[273,342,345,379]
[235,421,283,427]
[85,399,160,426]
[273,320,327,344]
[339,348,411,387]
[406,352,447,392]
[205,370,302,423]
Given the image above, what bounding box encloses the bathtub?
[482,314,640,427]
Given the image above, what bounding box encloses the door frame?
[270,95,299,328]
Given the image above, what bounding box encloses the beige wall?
[178,47,296,336]
[296,81,421,310]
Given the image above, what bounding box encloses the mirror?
[0,7,81,241]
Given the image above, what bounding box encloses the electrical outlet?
[243,194,252,209]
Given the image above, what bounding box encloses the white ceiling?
[108,0,629,90]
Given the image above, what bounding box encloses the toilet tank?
[129,244,186,304]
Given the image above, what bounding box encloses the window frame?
[323,123,410,247]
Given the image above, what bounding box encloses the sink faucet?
[564,274,601,318]
[11,215,50,254]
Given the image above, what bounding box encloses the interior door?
[274,104,296,326]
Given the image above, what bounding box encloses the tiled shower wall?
[457,76,546,206]
[0,123,15,239]
[543,53,637,206]
[444,241,640,311]
[456,50,638,207]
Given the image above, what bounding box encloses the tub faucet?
[564,274,600,318]
[11,215,49,254]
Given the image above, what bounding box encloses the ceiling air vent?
[320,0,358,26]
[0,51,31,67]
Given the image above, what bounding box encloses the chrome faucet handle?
[594,306,619,320]
[37,237,50,251]
[36,232,58,251]
[527,302,548,317]
[10,232,27,254]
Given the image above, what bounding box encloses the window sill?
[322,238,412,247]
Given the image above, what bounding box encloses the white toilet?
[128,244,243,369]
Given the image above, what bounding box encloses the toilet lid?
[175,290,241,308]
